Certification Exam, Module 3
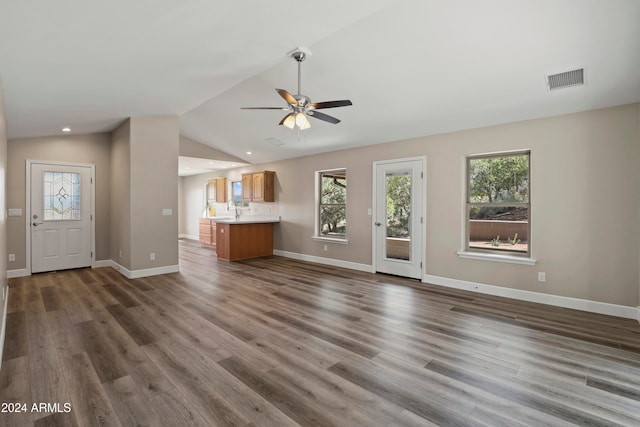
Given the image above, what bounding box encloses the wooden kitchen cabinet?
[241,174,253,201]
[207,178,227,203]
[198,219,216,247]
[241,171,275,202]
[216,178,227,203]
[215,222,274,260]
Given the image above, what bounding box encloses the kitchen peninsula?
[213,216,280,261]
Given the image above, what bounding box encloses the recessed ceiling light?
[208,161,214,165]
[184,167,190,170]
[246,151,252,155]
[62,127,71,132]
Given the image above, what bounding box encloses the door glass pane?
[385,171,411,260]
[43,171,81,220]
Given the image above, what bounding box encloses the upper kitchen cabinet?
[207,177,228,203]
[216,178,227,203]
[241,171,275,202]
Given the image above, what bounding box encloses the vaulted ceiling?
[2,0,639,166]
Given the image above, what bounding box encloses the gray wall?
[181,103,640,308]
[6,117,182,275]
[180,135,245,163]
[129,116,179,270]
[110,120,131,269]
[6,133,112,269]
[0,77,8,365]
[110,117,180,271]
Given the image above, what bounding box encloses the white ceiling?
[2,0,639,165]
[178,156,247,177]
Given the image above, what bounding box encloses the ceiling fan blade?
[308,110,341,124]
[276,89,297,105]
[309,100,352,109]
[241,107,288,110]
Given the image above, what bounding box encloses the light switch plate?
[8,208,22,217]
[162,208,172,216]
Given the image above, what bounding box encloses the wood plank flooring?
[2,238,640,426]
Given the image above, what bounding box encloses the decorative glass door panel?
[43,171,81,220]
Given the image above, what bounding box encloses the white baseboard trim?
[7,269,29,279]
[179,234,199,241]
[424,274,640,321]
[7,262,179,280]
[0,287,8,372]
[9,262,122,277]
[273,249,374,273]
[109,261,180,279]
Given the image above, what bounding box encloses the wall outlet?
[323,244,328,251]
[8,254,15,262]
[119,250,122,258]
[538,272,546,282]
[150,252,156,261]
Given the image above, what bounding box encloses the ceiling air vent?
[264,137,284,147]
[547,68,584,90]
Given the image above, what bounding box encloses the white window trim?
[457,251,536,265]
[460,150,533,264]
[313,168,347,242]
[311,236,349,245]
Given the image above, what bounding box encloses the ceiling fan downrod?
[293,51,306,96]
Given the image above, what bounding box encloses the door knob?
[32,222,43,226]
[375,222,382,227]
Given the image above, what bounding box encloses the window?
[466,151,530,255]
[231,181,242,204]
[315,169,347,242]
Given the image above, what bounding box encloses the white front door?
[374,158,425,279]
[30,162,93,273]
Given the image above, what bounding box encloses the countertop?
[210,215,281,224]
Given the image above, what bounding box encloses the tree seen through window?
[467,152,530,254]
[319,170,346,238]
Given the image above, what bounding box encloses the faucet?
[228,199,240,220]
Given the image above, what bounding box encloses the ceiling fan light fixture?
[242,48,351,129]
[282,114,296,129]
[295,112,310,129]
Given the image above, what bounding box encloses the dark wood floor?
[2,239,640,426]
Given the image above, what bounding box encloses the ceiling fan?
[241,49,352,130]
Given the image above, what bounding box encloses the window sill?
[312,236,348,245]
[457,251,536,265]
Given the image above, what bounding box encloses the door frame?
[25,159,96,275]
[371,156,427,279]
